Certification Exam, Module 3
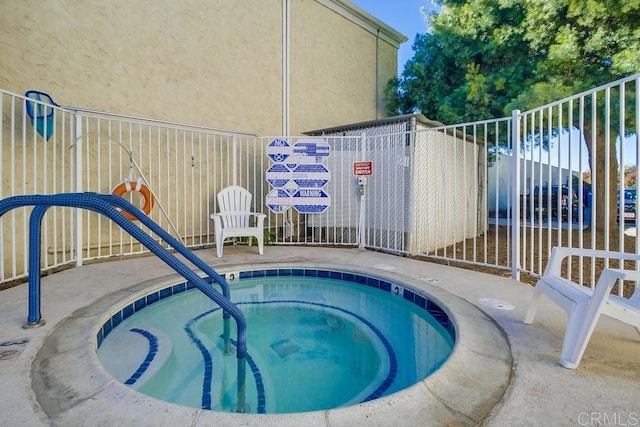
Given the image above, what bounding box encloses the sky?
[350,0,437,75]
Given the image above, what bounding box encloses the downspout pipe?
[283,0,290,136]
[375,27,380,119]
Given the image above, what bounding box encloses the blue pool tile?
[202,396,211,409]
[366,277,380,289]
[304,269,317,277]
[96,329,104,347]
[112,311,123,328]
[134,297,146,312]
[172,283,186,294]
[432,313,449,329]
[329,271,342,280]
[317,270,330,278]
[379,281,392,292]
[239,271,252,279]
[414,294,426,309]
[355,274,367,284]
[342,273,355,283]
[266,269,278,277]
[123,377,137,386]
[252,270,265,278]
[291,268,304,276]
[431,310,447,320]
[186,282,196,290]
[103,321,113,337]
[146,292,160,305]
[426,300,445,315]
[278,268,292,276]
[403,289,415,303]
[122,304,134,320]
[159,288,172,299]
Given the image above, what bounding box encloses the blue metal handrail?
[0,192,247,412]
[97,193,234,353]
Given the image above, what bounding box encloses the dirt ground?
[2,225,638,299]
[419,224,638,299]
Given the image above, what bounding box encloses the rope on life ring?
[111,177,155,221]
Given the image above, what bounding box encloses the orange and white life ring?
[111,177,155,220]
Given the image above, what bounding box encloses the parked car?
[520,185,579,220]
[617,189,637,223]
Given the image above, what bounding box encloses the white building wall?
[408,127,482,253]
[488,154,579,215]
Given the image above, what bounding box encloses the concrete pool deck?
[1,246,639,426]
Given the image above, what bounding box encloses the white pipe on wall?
[282,0,290,136]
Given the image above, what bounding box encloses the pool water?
[98,274,454,414]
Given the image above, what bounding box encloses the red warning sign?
[353,161,373,176]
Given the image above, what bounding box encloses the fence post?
[511,110,521,280]
[232,133,237,186]
[359,132,367,248]
[74,112,83,266]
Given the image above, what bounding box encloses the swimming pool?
[97,268,455,414]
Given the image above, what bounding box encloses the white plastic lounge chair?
[210,185,266,257]
[524,246,640,369]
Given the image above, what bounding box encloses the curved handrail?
[0,192,247,412]
[96,193,230,298]
[95,193,234,354]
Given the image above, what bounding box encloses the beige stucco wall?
[1,0,282,134]
[290,1,399,132]
[0,0,404,136]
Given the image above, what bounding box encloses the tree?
[624,166,636,188]
[386,0,539,122]
[387,0,640,232]
[509,0,639,232]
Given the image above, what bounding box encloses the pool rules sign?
[266,138,331,214]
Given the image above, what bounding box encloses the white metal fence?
[1,75,639,295]
[1,90,77,281]
[513,75,639,296]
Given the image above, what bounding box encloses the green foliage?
[386,0,640,123]
[264,229,276,245]
[624,165,637,187]
[384,0,640,233]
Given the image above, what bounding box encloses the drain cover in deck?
[478,298,515,310]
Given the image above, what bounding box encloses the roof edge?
[304,113,444,135]
[315,0,409,48]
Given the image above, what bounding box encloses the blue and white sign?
[266,163,292,188]
[292,164,330,188]
[266,189,291,213]
[291,139,331,164]
[267,138,292,163]
[266,138,331,214]
[292,189,331,213]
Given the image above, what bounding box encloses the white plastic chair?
[210,186,266,257]
[524,246,640,369]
